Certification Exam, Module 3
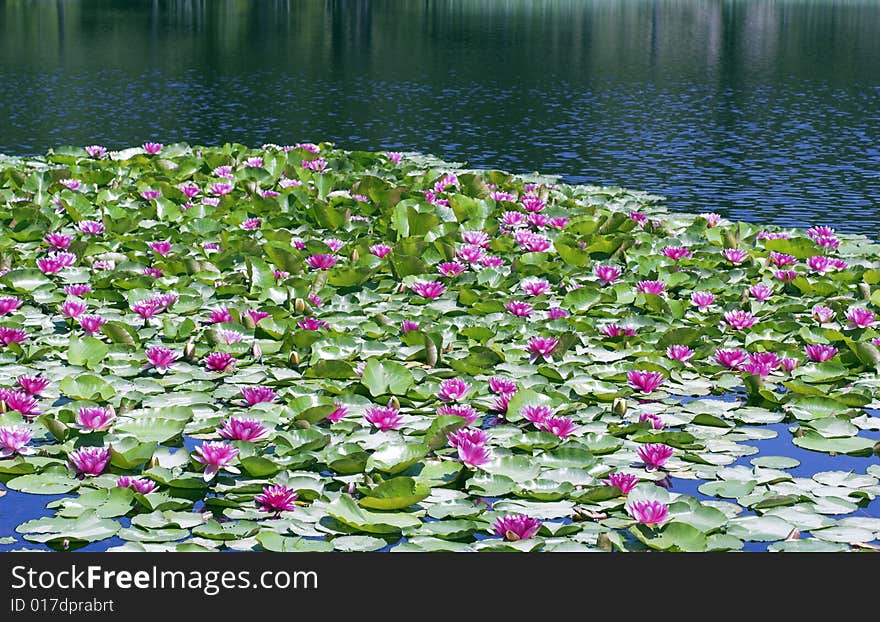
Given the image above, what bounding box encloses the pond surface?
[1,0,879,233]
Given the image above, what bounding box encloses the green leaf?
[359,477,430,510]
[360,358,414,396]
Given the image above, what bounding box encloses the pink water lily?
[447,428,489,448]
[142,142,163,154]
[369,244,392,258]
[401,320,420,333]
[302,158,327,172]
[0,327,27,346]
[540,415,576,438]
[219,417,269,441]
[521,278,551,296]
[78,220,104,235]
[438,261,467,277]
[298,317,329,331]
[149,240,172,256]
[145,346,179,371]
[602,324,637,339]
[489,377,517,395]
[141,189,160,201]
[85,145,107,158]
[701,213,721,227]
[456,244,485,263]
[76,407,115,431]
[132,299,161,319]
[500,211,526,228]
[666,345,694,362]
[690,291,716,310]
[814,235,840,250]
[714,348,748,369]
[594,265,622,284]
[193,441,239,480]
[44,232,72,250]
[0,297,22,316]
[247,309,270,325]
[327,402,349,423]
[204,352,235,372]
[37,251,76,274]
[68,447,110,477]
[662,246,691,261]
[0,425,33,458]
[549,216,569,229]
[774,270,798,282]
[639,413,665,430]
[637,443,674,470]
[490,190,517,202]
[117,476,157,494]
[307,254,337,270]
[547,307,569,320]
[364,406,403,431]
[515,231,552,252]
[386,151,403,163]
[411,281,445,299]
[17,375,49,395]
[457,439,492,468]
[179,183,200,198]
[782,357,799,372]
[437,404,479,425]
[520,404,553,425]
[722,248,748,264]
[79,315,107,334]
[462,230,491,247]
[627,370,665,394]
[493,514,542,541]
[636,280,665,295]
[748,284,773,301]
[605,472,640,495]
[723,309,757,331]
[505,301,533,317]
[846,307,876,328]
[241,386,277,405]
[769,252,797,268]
[1,389,39,417]
[256,485,298,516]
[527,336,558,362]
[805,344,838,362]
[627,499,669,527]
[207,307,233,324]
[60,300,87,318]
[437,378,470,402]
[64,284,91,297]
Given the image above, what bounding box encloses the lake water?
[1,0,878,233]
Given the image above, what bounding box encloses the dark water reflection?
[0,0,878,233]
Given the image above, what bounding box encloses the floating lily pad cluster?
[0,142,878,552]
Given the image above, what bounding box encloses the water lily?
[520,404,553,425]
[594,265,622,284]
[505,300,534,317]
[637,443,674,470]
[44,232,72,250]
[723,309,757,331]
[639,413,665,430]
[662,245,691,261]
[17,375,49,395]
[327,402,349,423]
[149,240,172,256]
[539,415,576,438]
[255,485,298,516]
[401,320,420,333]
[369,244,392,258]
[457,439,492,468]
[438,261,467,277]
[714,348,748,369]
[241,386,277,405]
[85,145,107,158]
[493,514,542,541]
[489,377,517,395]
[437,404,479,425]
[457,243,485,263]
[204,352,235,372]
[748,284,773,301]
[722,248,748,264]
[79,314,107,334]
[447,428,489,448]
[117,476,157,494]
[805,344,838,362]
[437,378,470,402]
[0,425,33,458]
[76,406,115,431]
[627,499,669,527]
[636,280,665,295]
[411,281,445,299]
[247,309,270,325]
[64,284,91,297]
[627,370,665,394]
[219,417,269,441]
[298,317,329,331]
[666,344,694,362]
[527,336,558,362]
[812,305,834,324]
[142,142,163,154]
[605,472,640,495]
[846,307,876,328]
[69,446,110,477]
[364,406,403,431]
[0,327,27,346]
[193,441,239,480]
[690,291,716,310]
[602,324,637,338]
[306,254,337,270]
[521,278,551,296]
[547,307,569,320]
[774,269,798,282]
[60,300,87,318]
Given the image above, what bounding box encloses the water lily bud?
[252,342,262,360]
[294,297,305,314]
[148,455,160,469]
[388,396,400,410]
[596,533,613,552]
[612,397,627,416]
[351,248,359,263]
[62,539,70,550]
[184,336,196,361]
[242,313,256,330]
[396,283,407,294]
[289,351,300,366]
[858,282,871,300]
[347,481,356,495]
[0,399,6,415]
[295,419,310,430]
